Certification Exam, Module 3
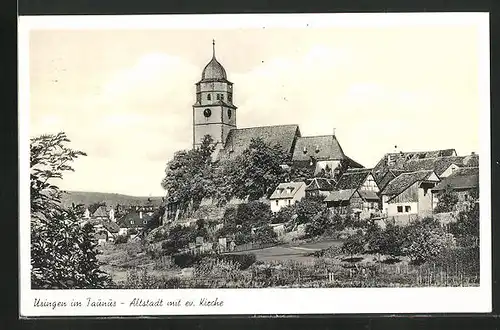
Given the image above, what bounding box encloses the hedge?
[172,252,257,270]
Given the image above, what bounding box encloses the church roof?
[292,135,345,162]
[201,56,228,81]
[218,124,301,161]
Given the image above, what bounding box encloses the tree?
[295,195,326,224]
[228,138,288,201]
[161,225,196,255]
[449,203,479,247]
[341,230,365,258]
[271,205,296,224]
[434,184,459,213]
[236,201,272,228]
[377,223,406,258]
[161,134,215,212]
[253,225,278,245]
[403,217,456,264]
[30,132,111,289]
[305,210,331,238]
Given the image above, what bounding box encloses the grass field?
[228,238,344,262]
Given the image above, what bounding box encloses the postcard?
[18,12,491,316]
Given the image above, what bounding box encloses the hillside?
[61,191,164,208]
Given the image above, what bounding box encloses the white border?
[18,13,491,317]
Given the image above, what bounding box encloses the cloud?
[29,29,481,195]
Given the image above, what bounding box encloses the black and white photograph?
[19,13,491,315]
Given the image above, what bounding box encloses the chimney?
[471,151,475,155]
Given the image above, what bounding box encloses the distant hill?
[60,191,164,209]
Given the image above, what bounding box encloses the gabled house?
[305,177,335,197]
[324,168,380,218]
[431,167,479,211]
[117,210,153,234]
[91,205,109,220]
[291,135,363,178]
[269,181,307,213]
[380,170,440,225]
[87,219,120,244]
[372,149,457,185]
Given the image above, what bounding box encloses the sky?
[27,17,484,196]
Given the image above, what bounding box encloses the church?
[192,41,363,177]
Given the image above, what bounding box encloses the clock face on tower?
[203,108,212,118]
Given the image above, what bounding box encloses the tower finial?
[212,39,216,58]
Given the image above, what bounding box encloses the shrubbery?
[115,235,129,244]
[341,230,365,257]
[404,219,456,264]
[434,185,459,213]
[172,252,257,269]
[295,195,326,225]
[253,225,278,244]
[449,204,479,247]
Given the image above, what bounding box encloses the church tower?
[193,40,237,151]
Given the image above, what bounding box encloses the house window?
[397,206,403,213]
[275,200,278,206]
[207,94,211,101]
[228,94,232,102]
[288,200,291,205]
[405,205,411,213]
[130,220,134,225]
[216,94,220,100]
[220,94,224,100]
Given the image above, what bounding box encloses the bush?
[172,252,256,270]
[404,218,456,264]
[115,235,129,244]
[271,205,296,224]
[236,201,273,227]
[341,230,365,257]
[217,253,257,270]
[449,204,479,247]
[193,258,242,283]
[378,223,406,258]
[161,225,197,255]
[305,210,331,238]
[295,195,326,224]
[253,225,278,244]
[434,185,459,213]
[172,253,205,268]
